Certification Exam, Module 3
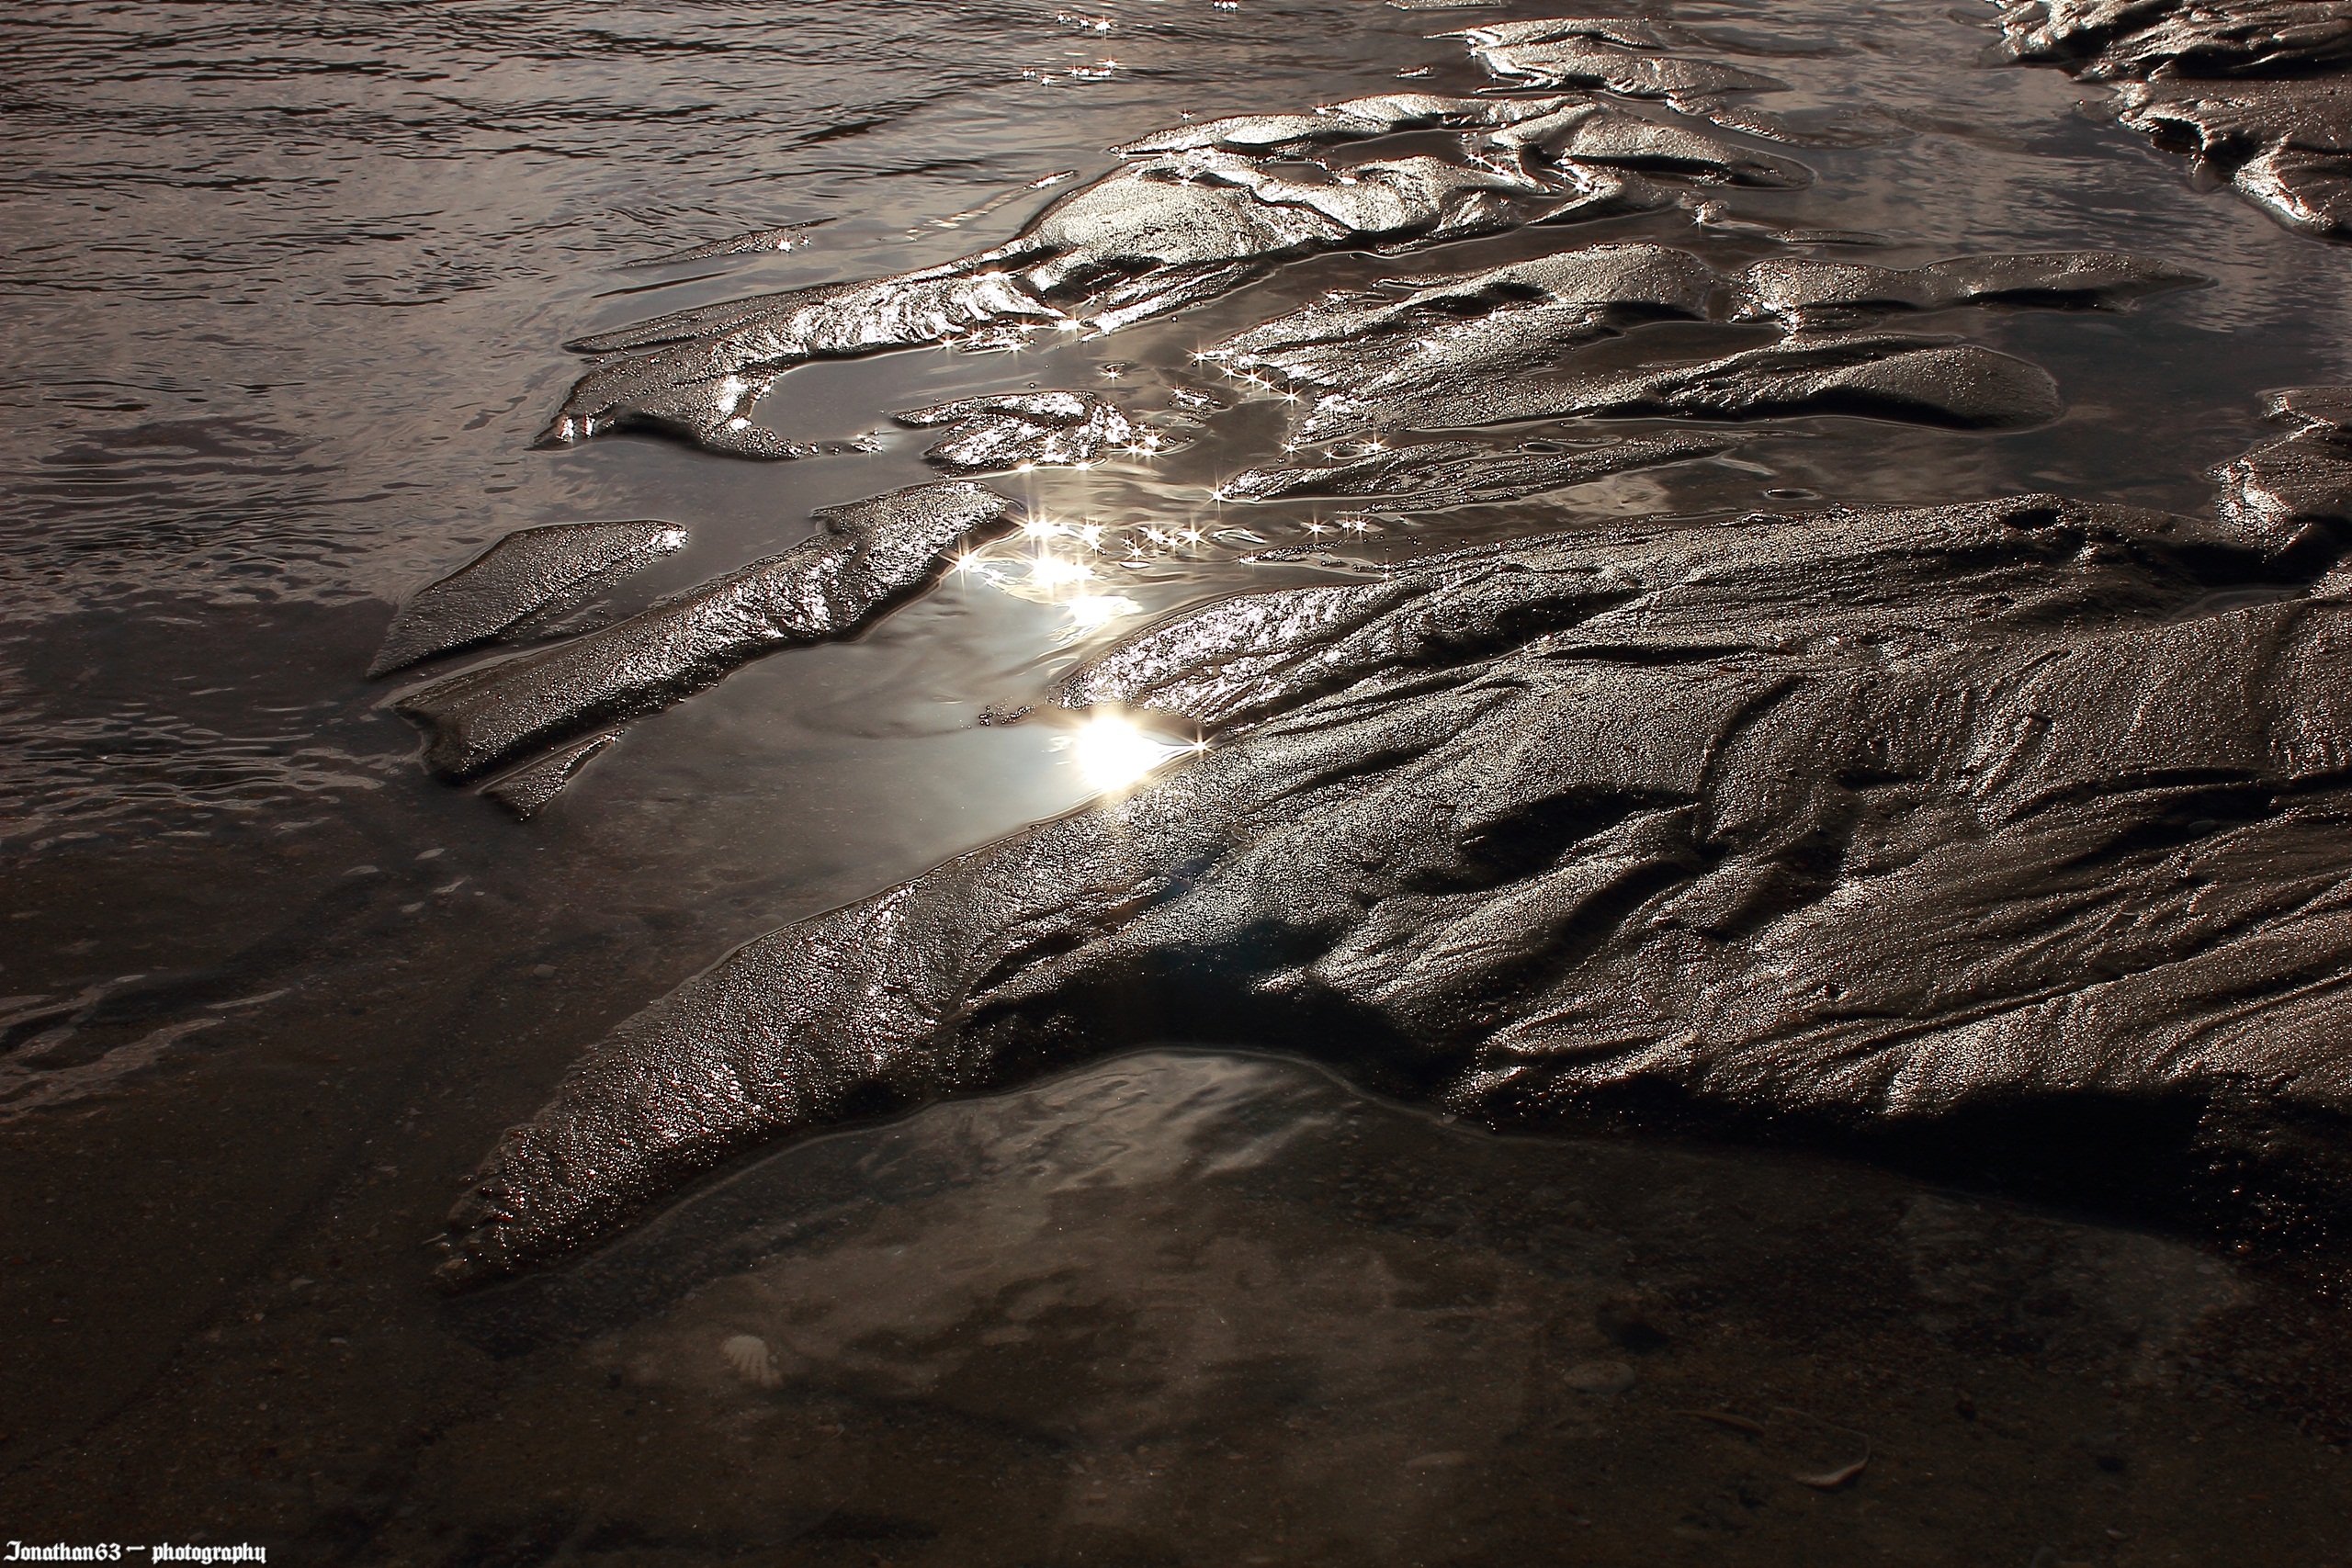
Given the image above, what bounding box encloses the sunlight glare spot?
[1073,715,1188,793]
[1066,593,1140,632]
[1030,554,1095,588]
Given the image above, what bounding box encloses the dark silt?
[4,1,2351,1562]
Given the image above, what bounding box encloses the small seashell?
[1793,1455,1869,1490]
[1775,1406,1871,1489]
[1561,1359,1636,1395]
[719,1333,783,1391]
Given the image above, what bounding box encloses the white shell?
[719,1333,783,1391]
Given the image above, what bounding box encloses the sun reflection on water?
[1069,714,1206,794]
[956,502,1316,648]
[954,507,1207,641]
[1028,554,1094,589]
[1065,593,1140,633]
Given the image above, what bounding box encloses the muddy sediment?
[15,0,2352,1552]
[1996,0,2352,235]
[897,390,1162,473]
[393,481,1017,782]
[423,11,2352,1288]
[367,520,685,678]
[441,397,2352,1284]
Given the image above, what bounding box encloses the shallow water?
[2,0,2349,1561]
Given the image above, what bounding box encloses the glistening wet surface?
[2,0,2350,1562]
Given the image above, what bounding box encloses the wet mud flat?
[266,1056,2352,1565]
[15,1032,2352,1566]
[4,0,2352,1562]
